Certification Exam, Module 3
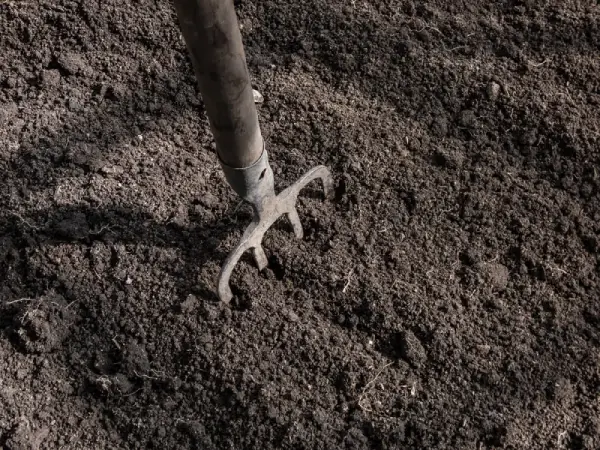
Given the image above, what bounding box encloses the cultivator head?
[217,150,333,303]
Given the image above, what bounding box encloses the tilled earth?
[1,0,599,448]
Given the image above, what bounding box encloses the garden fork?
[173,0,333,302]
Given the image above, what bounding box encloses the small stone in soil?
[56,53,88,76]
[487,81,501,101]
[396,330,427,367]
[100,164,124,176]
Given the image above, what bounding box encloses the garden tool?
[173,0,334,303]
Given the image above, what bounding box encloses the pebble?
[487,82,501,101]
[56,52,87,76]
[100,164,124,176]
[397,330,427,367]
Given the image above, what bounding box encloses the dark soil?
[1,0,599,448]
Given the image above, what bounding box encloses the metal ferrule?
[219,147,275,206]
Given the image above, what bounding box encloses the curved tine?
[217,239,253,303]
[217,220,262,303]
[286,208,303,239]
[283,165,335,201]
[252,245,269,271]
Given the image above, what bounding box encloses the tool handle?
[173,0,262,168]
